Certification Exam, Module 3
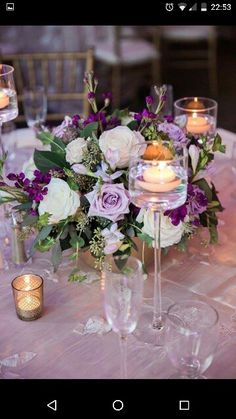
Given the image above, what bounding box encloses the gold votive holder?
[11,274,43,321]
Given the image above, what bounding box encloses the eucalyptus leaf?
[51,242,62,272]
[80,122,98,138]
[34,149,69,173]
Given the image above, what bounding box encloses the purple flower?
[102,92,112,101]
[7,170,51,204]
[146,95,154,105]
[165,205,188,226]
[84,111,107,128]
[134,108,156,122]
[87,92,95,100]
[86,183,130,222]
[158,122,188,147]
[187,183,208,215]
[161,94,167,102]
[72,114,80,127]
[164,115,174,123]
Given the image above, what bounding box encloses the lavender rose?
[158,122,188,147]
[86,183,130,222]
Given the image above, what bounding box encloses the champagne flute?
[22,86,47,129]
[129,141,188,346]
[103,255,144,378]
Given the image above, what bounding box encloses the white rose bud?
[65,137,87,165]
[38,178,80,224]
[189,144,200,174]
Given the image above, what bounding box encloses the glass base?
[133,308,168,347]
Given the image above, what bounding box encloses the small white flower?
[101,223,125,254]
[65,137,87,165]
[142,210,185,248]
[38,178,80,224]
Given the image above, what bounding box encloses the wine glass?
[103,255,144,378]
[165,300,219,379]
[0,64,18,157]
[129,141,188,345]
[22,86,47,129]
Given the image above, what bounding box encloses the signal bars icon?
[178,2,187,11]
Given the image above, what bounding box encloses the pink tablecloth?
[0,128,236,379]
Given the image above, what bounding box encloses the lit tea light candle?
[11,274,43,321]
[0,91,9,109]
[186,112,211,135]
[137,162,181,192]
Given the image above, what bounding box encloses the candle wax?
[0,91,9,109]
[143,165,176,183]
[186,114,211,134]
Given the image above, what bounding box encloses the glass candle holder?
[174,97,217,137]
[11,274,43,321]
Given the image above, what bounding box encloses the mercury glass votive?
[11,274,43,321]
[174,97,217,137]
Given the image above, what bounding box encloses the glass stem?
[152,210,163,330]
[120,335,128,379]
[0,122,4,156]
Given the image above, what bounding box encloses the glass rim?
[167,300,219,333]
[174,97,218,112]
[11,273,44,292]
[0,64,15,76]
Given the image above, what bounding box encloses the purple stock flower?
[164,115,174,123]
[84,111,107,128]
[134,108,156,122]
[87,92,95,100]
[72,114,80,127]
[7,170,51,204]
[146,95,154,105]
[102,92,112,101]
[86,183,130,222]
[158,122,188,146]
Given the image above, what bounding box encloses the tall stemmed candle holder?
[174,97,217,137]
[0,64,18,156]
[129,141,188,345]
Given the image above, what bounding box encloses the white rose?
[22,156,37,180]
[65,137,87,165]
[142,210,184,248]
[99,126,145,169]
[38,178,80,224]
[189,144,199,174]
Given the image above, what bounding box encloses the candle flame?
[192,112,198,118]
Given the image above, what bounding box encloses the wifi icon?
[178,2,187,10]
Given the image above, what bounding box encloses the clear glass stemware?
[103,255,144,378]
[23,85,47,129]
[129,141,188,346]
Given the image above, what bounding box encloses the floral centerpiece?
[0,72,225,281]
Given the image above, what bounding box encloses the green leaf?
[212,134,226,153]
[69,235,85,249]
[137,232,153,248]
[13,202,32,211]
[68,268,87,282]
[34,149,69,173]
[30,225,53,256]
[51,242,62,272]
[22,214,38,226]
[51,137,66,154]
[35,236,56,252]
[37,131,56,145]
[127,120,138,130]
[80,122,98,138]
[119,243,131,252]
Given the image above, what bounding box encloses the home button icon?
[112,400,124,412]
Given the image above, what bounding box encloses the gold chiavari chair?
[0,49,94,123]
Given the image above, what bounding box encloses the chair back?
[0,49,94,122]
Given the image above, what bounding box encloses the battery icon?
[201,2,207,11]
